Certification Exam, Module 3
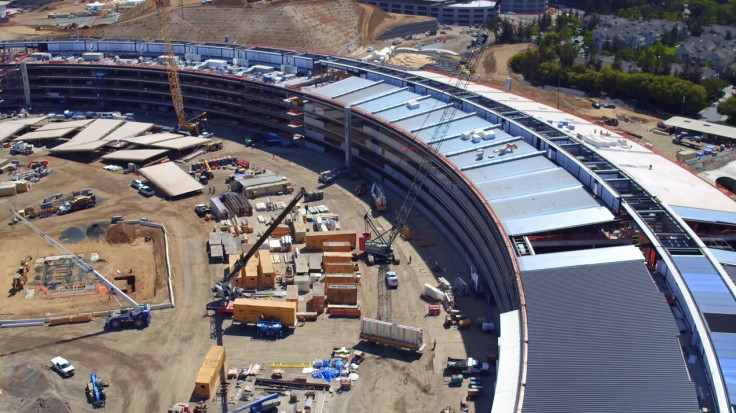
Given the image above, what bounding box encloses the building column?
[344,105,352,168]
[20,62,31,109]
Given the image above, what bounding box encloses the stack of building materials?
[322,252,353,272]
[312,283,325,313]
[294,257,309,275]
[280,235,293,252]
[257,250,275,289]
[294,274,311,293]
[308,255,322,273]
[234,258,258,290]
[305,230,357,250]
[209,232,224,262]
[222,235,240,257]
[291,219,307,243]
[286,285,299,304]
[0,181,17,196]
[195,346,226,399]
[222,192,253,217]
[271,224,291,237]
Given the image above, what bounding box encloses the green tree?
[718,95,736,125]
[703,78,729,102]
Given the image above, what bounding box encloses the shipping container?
[257,249,275,289]
[232,298,297,326]
[323,241,351,252]
[359,317,424,352]
[324,273,356,287]
[195,346,226,399]
[323,262,355,274]
[327,284,358,305]
[423,284,446,302]
[305,230,357,250]
[0,183,17,197]
[322,251,353,264]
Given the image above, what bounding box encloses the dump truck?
[446,357,489,374]
[359,317,425,352]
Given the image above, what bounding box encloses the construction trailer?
[195,345,226,399]
[323,241,351,252]
[324,273,357,288]
[305,230,357,250]
[322,251,353,264]
[327,284,358,305]
[359,317,425,353]
[323,262,356,274]
[232,298,297,327]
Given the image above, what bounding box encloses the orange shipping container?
[195,346,226,399]
[322,242,351,252]
[232,298,297,326]
[322,251,353,264]
[305,231,357,250]
[323,262,355,274]
[327,284,358,305]
[324,273,356,287]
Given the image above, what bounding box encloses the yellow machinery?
[11,256,31,293]
[154,0,206,134]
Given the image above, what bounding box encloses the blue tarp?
[312,368,339,383]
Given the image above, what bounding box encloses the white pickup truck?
[51,356,75,377]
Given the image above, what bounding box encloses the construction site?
[0,0,736,413]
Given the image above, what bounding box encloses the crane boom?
[10,209,142,311]
[364,30,492,259]
[154,0,186,127]
[213,187,307,300]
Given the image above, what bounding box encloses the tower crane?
[10,209,152,329]
[363,30,492,263]
[153,0,207,135]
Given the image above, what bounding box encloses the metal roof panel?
[310,76,374,99]
[462,156,555,183]
[522,259,699,413]
[335,82,396,105]
[489,186,602,220]
[475,168,581,200]
[502,206,614,236]
[671,206,736,226]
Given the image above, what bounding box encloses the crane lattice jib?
[155,0,186,127]
[10,209,143,311]
[376,31,491,251]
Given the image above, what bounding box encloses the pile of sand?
[20,398,71,413]
[105,224,136,244]
[388,53,435,70]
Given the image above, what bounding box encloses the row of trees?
[510,50,708,114]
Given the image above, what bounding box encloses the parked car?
[198,131,213,138]
[51,356,75,378]
[138,185,154,197]
[385,271,399,288]
[131,179,143,189]
[603,103,616,109]
[367,46,374,52]
[592,102,601,109]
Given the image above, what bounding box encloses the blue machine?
[227,393,279,413]
[87,373,106,408]
[256,319,283,338]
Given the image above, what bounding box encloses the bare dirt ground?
[5,0,432,54]
[0,121,495,412]
[0,219,167,319]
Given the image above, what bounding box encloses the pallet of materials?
[305,231,357,250]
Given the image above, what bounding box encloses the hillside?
[91,0,434,54]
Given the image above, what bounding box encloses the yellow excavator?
[11,256,32,294]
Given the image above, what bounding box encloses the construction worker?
[408,255,412,264]
[432,338,437,351]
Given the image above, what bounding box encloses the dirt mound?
[20,398,72,413]
[105,223,136,244]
